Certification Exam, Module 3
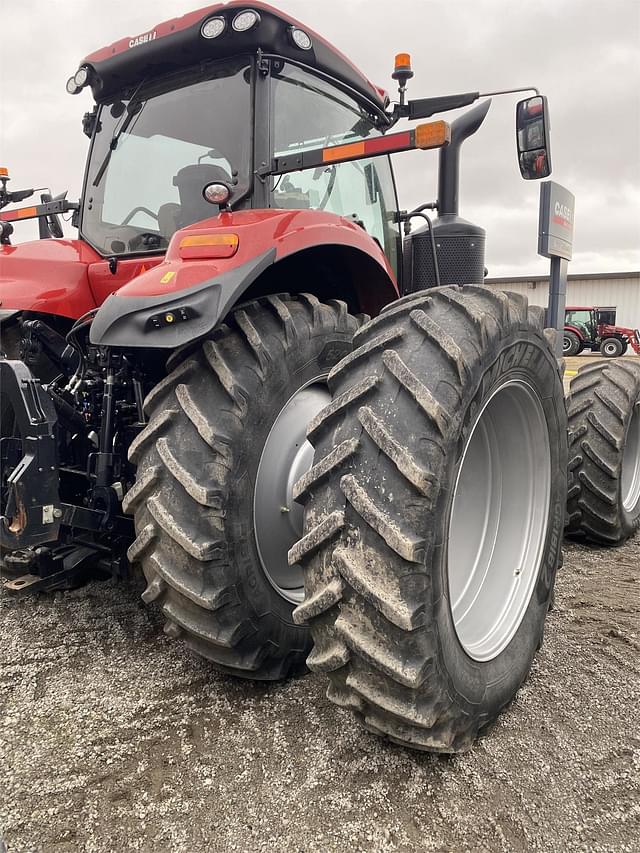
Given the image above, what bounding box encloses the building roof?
[486,271,640,284]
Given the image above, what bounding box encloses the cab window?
[566,310,592,328]
[270,63,399,275]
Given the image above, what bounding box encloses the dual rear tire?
[128,285,570,753]
[566,359,640,544]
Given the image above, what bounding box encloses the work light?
[203,183,231,205]
[74,67,90,88]
[66,76,82,95]
[201,17,226,39]
[289,27,312,50]
[232,10,260,32]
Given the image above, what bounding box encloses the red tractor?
[2,2,639,754]
[563,305,640,357]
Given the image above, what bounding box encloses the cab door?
[269,62,401,279]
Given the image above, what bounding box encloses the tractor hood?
[0,239,101,319]
[76,1,388,111]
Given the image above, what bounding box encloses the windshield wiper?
[92,80,148,188]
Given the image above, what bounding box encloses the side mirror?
[516,95,552,179]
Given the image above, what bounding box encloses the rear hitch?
[2,545,106,595]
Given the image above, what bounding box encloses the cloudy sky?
[1,0,639,276]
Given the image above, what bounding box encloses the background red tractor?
[1,2,639,755]
[563,305,640,357]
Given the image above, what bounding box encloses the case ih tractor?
[1,2,639,754]
[563,305,640,357]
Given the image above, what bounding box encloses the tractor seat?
[157,203,181,240]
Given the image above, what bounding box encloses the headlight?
[201,17,226,39]
[232,10,260,32]
[289,27,312,50]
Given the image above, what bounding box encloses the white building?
[486,271,640,329]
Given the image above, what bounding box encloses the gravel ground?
[1,532,639,853]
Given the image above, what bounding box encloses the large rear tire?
[290,286,567,752]
[125,294,360,680]
[566,360,640,544]
[563,330,581,356]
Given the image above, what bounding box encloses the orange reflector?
[394,53,411,70]
[0,167,8,178]
[323,141,366,163]
[15,206,38,219]
[179,232,239,259]
[415,120,451,150]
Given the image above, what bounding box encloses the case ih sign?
[538,180,575,260]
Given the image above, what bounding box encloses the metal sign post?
[538,181,575,356]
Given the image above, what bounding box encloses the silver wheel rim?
[622,404,640,512]
[254,376,330,603]
[603,341,618,356]
[563,336,572,354]
[447,379,552,662]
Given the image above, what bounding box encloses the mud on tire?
[125,294,360,680]
[290,285,567,752]
[566,359,640,544]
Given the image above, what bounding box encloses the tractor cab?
[565,306,597,341]
[73,2,400,272]
[1,0,554,320]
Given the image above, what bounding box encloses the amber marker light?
[415,120,451,150]
[178,233,239,260]
[14,206,38,219]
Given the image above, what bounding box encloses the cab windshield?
[81,57,252,257]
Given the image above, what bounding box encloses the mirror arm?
[408,91,480,120]
[479,85,540,97]
[385,86,540,128]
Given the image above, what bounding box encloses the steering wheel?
[120,206,159,226]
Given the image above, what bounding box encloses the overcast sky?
[1,0,639,276]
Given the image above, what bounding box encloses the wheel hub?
[448,380,552,662]
[253,378,330,603]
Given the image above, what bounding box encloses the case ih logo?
[129,30,157,48]
[552,201,573,229]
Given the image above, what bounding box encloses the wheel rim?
[563,336,572,354]
[622,404,640,512]
[447,379,552,662]
[603,341,618,356]
[254,376,330,603]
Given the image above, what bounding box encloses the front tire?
[291,286,567,752]
[601,337,624,358]
[125,294,360,680]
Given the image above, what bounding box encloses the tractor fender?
[90,248,276,349]
[90,209,398,349]
[564,323,586,341]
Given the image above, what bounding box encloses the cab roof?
[81,1,388,111]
